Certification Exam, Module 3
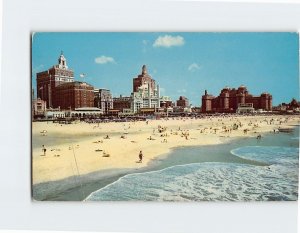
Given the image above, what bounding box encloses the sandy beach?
[32,115,300,188]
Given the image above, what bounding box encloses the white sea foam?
[85,146,299,201]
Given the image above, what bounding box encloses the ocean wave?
[231,146,299,165]
[85,146,299,202]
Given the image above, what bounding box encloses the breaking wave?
[85,146,298,201]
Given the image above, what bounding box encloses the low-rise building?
[113,95,132,112]
[236,103,255,114]
[176,96,189,108]
[160,96,173,108]
[32,98,47,118]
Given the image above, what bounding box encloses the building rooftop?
[74,107,102,111]
[57,81,93,87]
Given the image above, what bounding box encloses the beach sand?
[32,115,300,189]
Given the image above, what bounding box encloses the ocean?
[85,127,299,202]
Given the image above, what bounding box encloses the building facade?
[176,96,189,108]
[160,96,173,108]
[36,52,74,108]
[113,95,132,112]
[133,65,156,92]
[94,88,113,114]
[54,81,94,110]
[131,65,160,113]
[201,85,272,113]
[32,98,47,117]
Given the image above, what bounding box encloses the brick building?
[113,95,132,112]
[133,65,156,92]
[54,81,94,110]
[202,85,272,113]
[36,52,74,108]
[176,96,189,108]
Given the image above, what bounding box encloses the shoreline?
[32,136,239,201]
[32,115,300,201]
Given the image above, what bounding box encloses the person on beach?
[139,150,143,163]
[42,145,46,156]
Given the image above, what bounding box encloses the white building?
[236,103,255,114]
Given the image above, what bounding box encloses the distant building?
[273,98,300,113]
[94,88,113,114]
[46,110,66,119]
[191,107,201,113]
[113,95,132,112]
[32,98,47,118]
[202,85,272,113]
[176,96,189,108]
[54,81,94,110]
[36,52,74,108]
[133,65,156,92]
[160,96,173,108]
[69,107,103,118]
[131,65,160,113]
[236,103,255,114]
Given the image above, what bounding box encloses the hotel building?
[201,85,272,113]
[131,65,160,113]
[36,52,95,110]
[36,52,74,108]
[54,81,94,110]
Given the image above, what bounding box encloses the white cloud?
[177,89,187,93]
[188,63,201,72]
[153,35,185,48]
[95,56,115,64]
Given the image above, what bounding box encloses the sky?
[32,32,299,106]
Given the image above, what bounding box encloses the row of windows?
[55,78,73,82]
